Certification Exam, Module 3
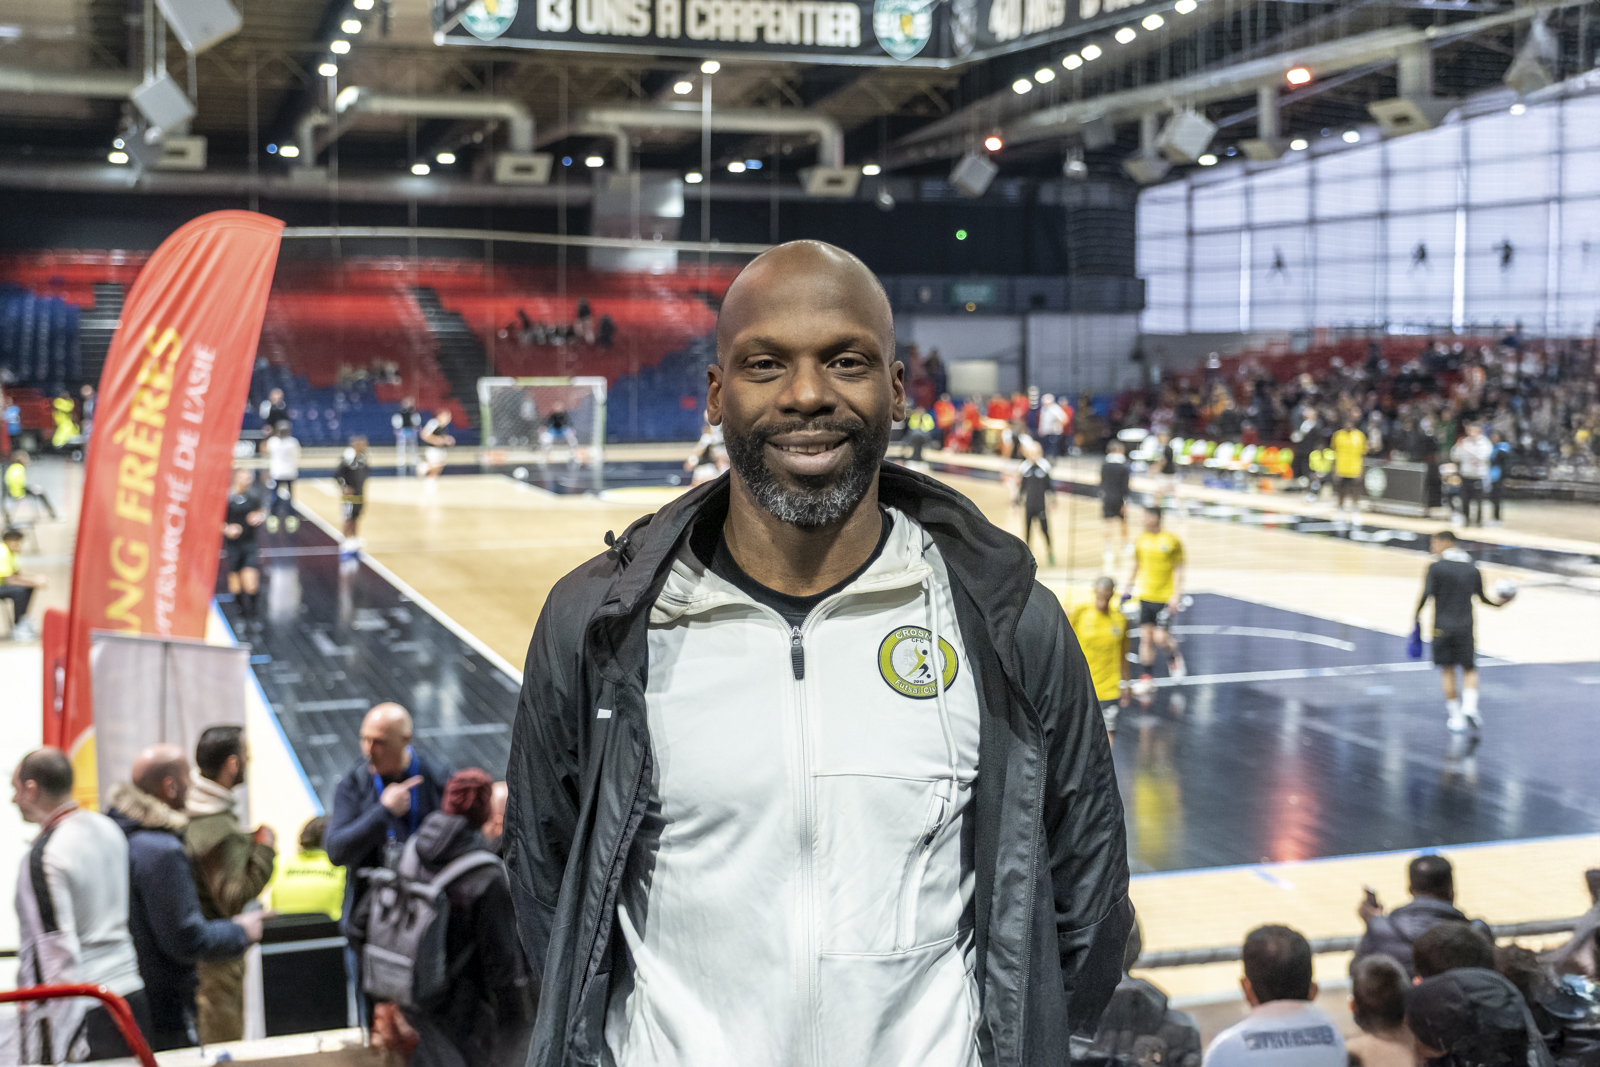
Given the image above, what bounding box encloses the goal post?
[477,376,607,464]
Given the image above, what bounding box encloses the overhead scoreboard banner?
[55,210,282,808]
[434,0,1158,66]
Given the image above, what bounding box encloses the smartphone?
[1363,886,1380,909]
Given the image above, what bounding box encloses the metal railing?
[0,984,157,1067]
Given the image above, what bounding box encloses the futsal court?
[184,445,1599,1003]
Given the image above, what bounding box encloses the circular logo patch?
[877,626,959,699]
[873,0,934,61]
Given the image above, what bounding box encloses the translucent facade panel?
[1311,218,1381,325]
[1561,149,1600,198]
[1249,165,1310,227]
[1140,183,1189,237]
[1468,109,1557,161]
[1249,226,1310,331]
[1190,176,1246,233]
[1464,203,1551,326]
[1138,230,1188,273]
[1388,162,1458,213]
[1468,155,1554,205]
[1313,150,1382,220]
[1189,231,1242,332]
[1384,211,1457,331]
[1562,96,1600,150]
[1554,198,1600,332]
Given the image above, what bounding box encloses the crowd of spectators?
[1116,336,1600,484]
[10,701,531,1064]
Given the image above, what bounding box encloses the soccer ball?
[1492,578,1518,602]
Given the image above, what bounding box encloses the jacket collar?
[186,776,237,819]
[105,781,189,833]
[597,465,1036,675]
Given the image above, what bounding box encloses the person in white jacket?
[12,747,150,1061]
[264,423,302,534]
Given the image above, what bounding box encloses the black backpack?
[358,838,502,1012]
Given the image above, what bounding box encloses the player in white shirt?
[419,409,455,480]
[1204,925,1346,1067]
[264,423,302,533]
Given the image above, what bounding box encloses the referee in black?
[1100,440,1131,565]
[1415,530,1508,734]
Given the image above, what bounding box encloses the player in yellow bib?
[1330,414,1368,524]
[1067,576,1130,734]
[1127,508,1186,684]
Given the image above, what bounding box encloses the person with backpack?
[353,769,533,1067]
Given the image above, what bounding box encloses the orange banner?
[58,211,283,806]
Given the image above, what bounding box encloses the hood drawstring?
[924,569,960,829]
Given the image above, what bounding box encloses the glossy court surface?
[211,454,1600,991]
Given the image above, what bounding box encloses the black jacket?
[324,751,451,935]
[1353,896,1478,977]
[504,466,1134,1067]
[105,782,250,1042]
[386,812,534,1067]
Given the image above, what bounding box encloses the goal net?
[477,377,608,463]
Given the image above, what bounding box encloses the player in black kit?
[1414,530,1510,732]
[334,435,370,550]
[1100,440,1132,565]
[222,467,268,630]
[1013,439,1056,565]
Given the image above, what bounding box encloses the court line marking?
[1149,660,1515,688]
[1169,625,1358,652]
[292,502,524,684]
[211,601,324,816]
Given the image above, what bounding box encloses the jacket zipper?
[895,784,950,951]
[790,625,805,680]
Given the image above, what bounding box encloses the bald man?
[324,703,449,937]
[105,743,262,1050]
[506,241,1131,1067]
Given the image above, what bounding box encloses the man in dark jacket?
[504,241,1133,1067]
[105,743,263,1051]
[1354,855,1484,977]
[378,769,533,1067]
[324,702,450,934]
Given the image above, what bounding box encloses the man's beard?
[722,414,888,528]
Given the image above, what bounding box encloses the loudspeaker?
[494,152,552,184]
[130,73,195,134]
[1239,138,1285,162]
[1503,51,1553,96]
[1080,115,1116,150]
[949,152,998,198]
[154,135,207,170]
[800,166,861,197]
[1156,111,1216,164]
[1121,154,1170,184]
[155,0,242,54]
[1367,97,1454,137]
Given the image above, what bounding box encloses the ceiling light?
[113,137,125,149]
[1115,27,1137,44]
[727,160,746,173]
[353,0,374,8]
[1286,66,1311,86]
[673,80,693,94]
[1509,102,1527,115]
[342,18,361,32]
[984,135,1003,151]
[1289,138,1308,151]
[330,38,350,53]
[1342,129,1361,143]
[318,62,338,76]
[1062,54,1083,70]
[561,156,572,166]
[108,150,129,164]
[1198,153,1217,165]
[585,155,604,168]
[744,159,762,169]
[1141,13,1163,29]
[700,59,720,74]
[436,151,456,165]
[685,171,703,183]
[1081,43,1102,60]
[411,162,430,175]
[266,143,277,154]
[279,144,301,158]
[1012,78,1033,94]
[1174,0,1196,12]
[862,163,881,175]
[1034,67,1055,84]
[955,229,968,240]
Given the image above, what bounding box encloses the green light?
[955,229,968,240]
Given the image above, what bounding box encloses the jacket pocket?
[816,936,979,1067]
[895,780,953,951]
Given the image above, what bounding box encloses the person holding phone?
[1352,855,1480,978]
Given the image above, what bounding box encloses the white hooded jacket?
[602,507,982,1067]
